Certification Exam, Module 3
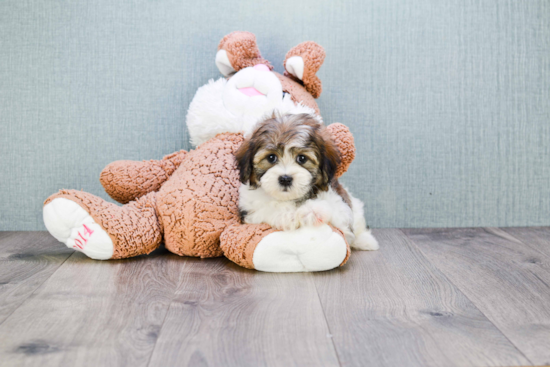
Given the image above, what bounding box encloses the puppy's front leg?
[279,209,301,231]
[261,208,301,232]
[295,200,332,228]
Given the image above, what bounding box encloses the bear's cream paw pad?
[252,224,347,272]
[43,198,113,260]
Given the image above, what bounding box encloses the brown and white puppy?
[236,113,379,251]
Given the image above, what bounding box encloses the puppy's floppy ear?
[235,138,259,188]
[216,31,272,76]
[315,129,341,191]
[284,41,325,98]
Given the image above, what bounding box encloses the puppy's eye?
[282,91,289,100]
[267,154,278,163]
[296,155,307,164]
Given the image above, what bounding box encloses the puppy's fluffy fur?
[236,114,378,250]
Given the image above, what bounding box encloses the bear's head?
[186,31,326,146]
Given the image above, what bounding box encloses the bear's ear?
[216,31,272,77]
[283,41,325,98]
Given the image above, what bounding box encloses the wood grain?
[0,246,185,367]
[3,229,550,366]
[500,227,550,259]
[314,229,529,367]
[403,227,550,366]
[0,232,72,325]
[148,258,340,367]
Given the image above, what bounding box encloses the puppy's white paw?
[43,198,114,260]
[296,201,332,228]
[352,230,379,251]
[270,211,301,231]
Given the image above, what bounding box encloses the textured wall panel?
[1,0,549,229]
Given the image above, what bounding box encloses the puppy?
[235,113,379,251]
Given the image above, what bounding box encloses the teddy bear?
[42,31,358,272]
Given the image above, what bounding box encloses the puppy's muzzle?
[278,175,293,188]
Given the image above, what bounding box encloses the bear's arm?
[326,123,355,179]
[100,150,187,204]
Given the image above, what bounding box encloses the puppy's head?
[236,113,340,201]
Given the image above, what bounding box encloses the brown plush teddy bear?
[43,31,357,272]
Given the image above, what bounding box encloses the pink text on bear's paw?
[74,224,94,249]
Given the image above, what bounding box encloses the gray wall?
[1,0,549,230]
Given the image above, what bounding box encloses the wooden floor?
[0,228,549,367]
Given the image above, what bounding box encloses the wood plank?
[500,227,550,259]
[403,228,550,366]
[314,229,529,367]
[148,258,340,367]
[0,232,15,243]
[0,232,73,325]
[0,231,71,258]
[0,246,185,367]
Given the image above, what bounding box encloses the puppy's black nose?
[278,175,293,187]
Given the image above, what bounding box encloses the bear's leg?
[220,223,351,272]
[43,190,162,260]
